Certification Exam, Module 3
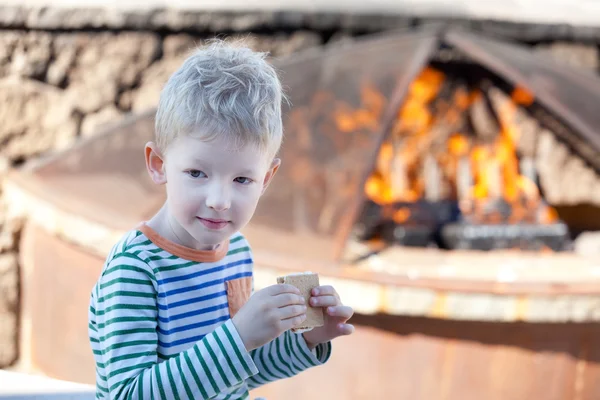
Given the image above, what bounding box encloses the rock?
[272,31,322,56]
[81,105,124,137]
[163,34,200,58]
[9,31,52,80]
[66,32,160,113]
[46,38,77,87]
[117,90,134,112]
[534,42,599,70]
[0,32,20,77]
[0,77,78,161]
[229,32,321,58]
[132,56,186,112]
[0,252,18,367]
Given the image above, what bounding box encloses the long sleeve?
[89,253,259,399]
[246,330,332,390]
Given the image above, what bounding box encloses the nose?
[205,183,231,211]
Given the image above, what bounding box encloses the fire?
[364,66,558,226]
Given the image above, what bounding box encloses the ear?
[145,142,167,185]
[261,158,281,194]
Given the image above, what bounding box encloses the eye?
[234,177,253,185]
[188,170,206,178]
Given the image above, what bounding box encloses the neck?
[147,203,220,251]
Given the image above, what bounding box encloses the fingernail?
[313,288,319,296]
[311,298,318,306]
[328,307,334,314]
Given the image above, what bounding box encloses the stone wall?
[1,12,600,368]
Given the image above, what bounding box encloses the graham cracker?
[277,272,325,333]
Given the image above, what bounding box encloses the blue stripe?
[157,290,227,310]
[157,272,252,298]
[157,315,230,346]
[158,258,252,285]
[158,303,229,323]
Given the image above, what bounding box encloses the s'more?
[277,272,324,333]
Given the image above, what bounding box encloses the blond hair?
[155,38,285,159]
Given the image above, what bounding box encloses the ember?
[354,64,570,251]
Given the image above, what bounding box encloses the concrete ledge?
[0,371,94,399]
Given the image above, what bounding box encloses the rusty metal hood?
[445,30,600,171]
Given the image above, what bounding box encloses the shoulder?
[100,228,158,280]
[224,232,254,264]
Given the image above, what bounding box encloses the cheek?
[166,177,200,217]
[234,187,262,216]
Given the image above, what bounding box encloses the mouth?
[197,217,230,230]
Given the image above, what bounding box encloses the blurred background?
[2,0,600,399]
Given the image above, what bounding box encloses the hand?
[302,285,354,349]
[231,284,307,351]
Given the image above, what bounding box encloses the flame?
[364,66,558,226]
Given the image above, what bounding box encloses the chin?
[191,228,231,247]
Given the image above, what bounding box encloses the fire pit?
[6,27,600,399]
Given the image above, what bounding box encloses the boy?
[87,39,355,400]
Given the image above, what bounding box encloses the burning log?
[359,63,576,251]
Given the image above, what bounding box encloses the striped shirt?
[88,224,331,399]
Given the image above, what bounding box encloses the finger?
[278,304,307,320]
[272,293,306,308]
[309,295,339,308]
[268,283,301,296]
[311,285,337,297]
[326,305,354,319]
[336,323,355,335]
[279,311,307,331]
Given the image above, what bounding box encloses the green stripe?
[108,362,154,380]
[88,323,98,332]
[100,277,154,290]
[213,331,242,383]
[123,239,152,251]
[103,340,156,353]
[230,235,244,244]
[251,347,272,382]
[154,260,196,273]
[285,332,308,370]
[294,333,316,367]
[146,253,179,262]
[97,384,109,393]
[259,345,282,380]
[277,335,302,376]
[107,351,156,365]
[175,355,194,399]
[155,365,167,400]
[269,339,290,378]
[103,265,157,282]
[222,324,252,376]
[184,350,209,398]
[136,370,144,400]
[206,339,232,387]
[96,303,156,316]
[98,316,155,329]
[97,290,155,303]
[166,360,181,400]
[100,328,155,341]
[193,345,219,394]
[226,246,249,256]
[270,337,292,377]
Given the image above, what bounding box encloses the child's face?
[160,133,278,250]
